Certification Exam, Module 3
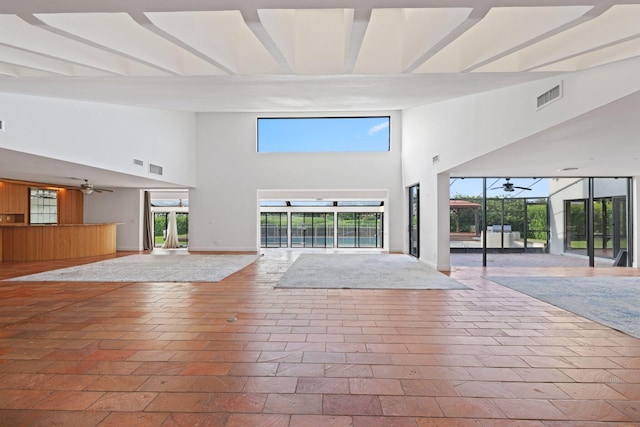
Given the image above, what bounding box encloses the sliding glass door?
[337,212,383,248]
[291,213,334,248]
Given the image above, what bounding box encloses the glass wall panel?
[594,177,628,261]
[565,200,587,256]
[291,213,333,248]
[409,185,419,257]
[260,212,287,248]
[525,200,548,250]
[337,212,355,247]
[337,212,383,248]
[176,213,189,247]
[450,178,550,254]
[358,212,383,248]
[613,196,628,260]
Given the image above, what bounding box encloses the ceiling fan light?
[80,187,93,195]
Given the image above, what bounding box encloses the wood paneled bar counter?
[0,223,117,262]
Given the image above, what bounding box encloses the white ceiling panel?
[533,36,640,72]
[35,12,225,76]
[0,62,61,77]
[0,14,168,76]
[145,11,282,75]
[0,44,112,77]
[355,8,472,74]
[0,1,637,112]
[258,9,353,74]
[476,4,640,72]
[414,6,592,73]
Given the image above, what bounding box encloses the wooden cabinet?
[58,189,84,224]
[0,181,83,225]
[0,182,28,225]
[6,183,28,215]
[0,224,117,262]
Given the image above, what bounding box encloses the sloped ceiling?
[1,0,640,188]
[0,1,639,111]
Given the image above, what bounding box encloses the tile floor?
[0,251,639,426]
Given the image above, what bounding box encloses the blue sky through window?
[258,117,390,152]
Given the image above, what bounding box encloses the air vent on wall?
[149,163,163,176]
[0,120,4,131]
[133,158,144,167]
[537,83,562,109]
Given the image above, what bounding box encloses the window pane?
[261,212,288,248]
[30,188,57,224]
[337,213,356,248]
[258,117,390,152]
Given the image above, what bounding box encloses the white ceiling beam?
[465,1,616,72]
[0,60,61,77]
[344,7,372,73]
[403,6,491,73]
[0,36,124,77]
[240,8,293,74]
[0,45,109,76]
[128,12,235,75]
[18,13,179,76]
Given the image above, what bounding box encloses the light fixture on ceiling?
[80,179,94,194]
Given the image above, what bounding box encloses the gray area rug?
[485,276,640,338]
[276,254,469,290]
[7,254,259,282]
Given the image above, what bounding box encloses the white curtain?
[162,211,180,249]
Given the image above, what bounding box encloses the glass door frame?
[409,184,419,258]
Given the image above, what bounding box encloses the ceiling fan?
[490,178,532,192]
[71,178,113,194]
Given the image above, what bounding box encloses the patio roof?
[450,199,481,209]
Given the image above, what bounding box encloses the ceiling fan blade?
[513,186,532,190]
[94,188,114,193]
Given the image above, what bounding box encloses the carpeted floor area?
[276,254,469,290]
[485,276,640,338]
[6,254,260,282]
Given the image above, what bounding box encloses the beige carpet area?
[6,254,260,282]
[485,276,640,338]
[276,254,469,290]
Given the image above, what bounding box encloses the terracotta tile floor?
[1,251,640,426]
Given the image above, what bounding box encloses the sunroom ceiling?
[1,1,640,111]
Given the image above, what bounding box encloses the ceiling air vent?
[0,120,4,131]
[149,163,163,176]
[537,83,562,109]
[133,158,144,167]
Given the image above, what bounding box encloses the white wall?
[190,111,404,252]
[83,188,143,251]
[402,59,640,270]
[0,93,197,251]
[0,93,197,187]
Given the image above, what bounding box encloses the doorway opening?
[150,191,189,249]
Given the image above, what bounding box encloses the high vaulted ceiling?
[1,0,640,112]
[1,0,640,189]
